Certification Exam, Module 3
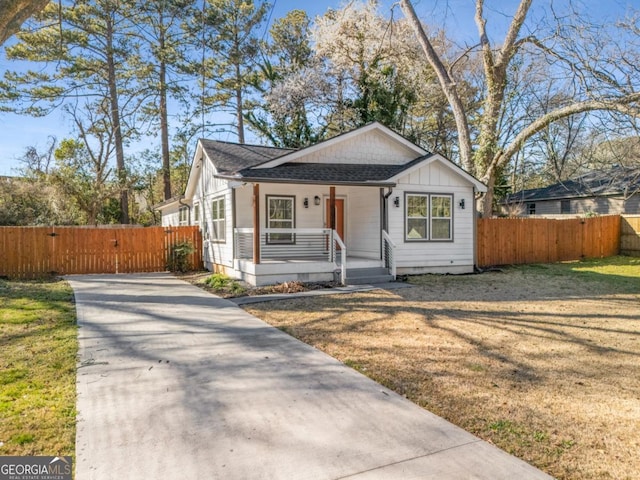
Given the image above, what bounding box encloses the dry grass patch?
[243,258,640,480]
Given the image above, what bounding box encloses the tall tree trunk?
[480,167,497,217]
[159,9,171,200]
[106,11,129,224]
[399,0,473,172]
[235,62,244,144]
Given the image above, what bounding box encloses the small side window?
[178,206,189,226]
[527,203,536,215]
[193,203,200,226]
[211,196,226,242]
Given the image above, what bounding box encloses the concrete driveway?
[69,273,553,480]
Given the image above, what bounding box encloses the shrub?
[166,241,195,272]
[203,273,246,296]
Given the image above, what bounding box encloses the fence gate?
[0,226,202,278]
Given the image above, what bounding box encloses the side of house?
[157,197,189,226]
[506,196,631,216]
[388,157,478,274]
[504,166,640,217]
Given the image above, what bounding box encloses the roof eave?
[153,195,185,210]
[214,174,395,188]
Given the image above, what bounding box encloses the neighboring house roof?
[505,165,640,203]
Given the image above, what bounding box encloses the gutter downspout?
[197,156,209,268]
[381,187,393,261]
[382,187,394,231]
[473,187,479,271]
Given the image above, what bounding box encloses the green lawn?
[0,278,77,457]
[515,255,640,292]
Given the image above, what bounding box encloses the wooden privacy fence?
[0,226,202,278]
[621,215,640,256]
[477,215,621,267]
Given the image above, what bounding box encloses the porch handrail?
[382,230,397,280]
[235,227,332,235]
[332,230,347,285]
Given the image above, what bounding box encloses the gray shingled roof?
[505,165,640,203]
[233,157,430,185]
[199,137,436,185]
[200,139,294,175]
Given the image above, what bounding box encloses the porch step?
[344,267,394,285]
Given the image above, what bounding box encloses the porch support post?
[329,186,336,231]
[253,183,260,264]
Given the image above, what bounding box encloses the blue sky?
[0,0,636,175]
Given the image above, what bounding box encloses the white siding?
[235,183,331,229]
[294,130,417,165]
[191,157,234,269]
[347,187,381,258]
[160,205,181,227]
[235,184,381,259]
[389,160,477,273]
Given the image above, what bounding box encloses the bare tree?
[0,0,49,46]
[399,0,640,216]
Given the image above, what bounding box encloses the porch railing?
[234,227,347,284]
[382,230,397,280]
[234,228,332,261]
[332,233,347,285]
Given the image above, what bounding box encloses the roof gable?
[183,139,294,198]
[251,122,426,169]
[390,154,487,192]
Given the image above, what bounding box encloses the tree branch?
[399,0,473,171]
[497,0,533,68]
[485,93,640,181]
[0,0,50,46]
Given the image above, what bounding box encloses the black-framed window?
[405,193,453,241]
[528,203,536,215]
[560,199,571,214]
[211,196,226,242]
[267,195,295,243]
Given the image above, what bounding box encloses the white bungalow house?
[157,122,486,286]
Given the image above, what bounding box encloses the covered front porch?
[232,227,396,286]
[229,183,396,286]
